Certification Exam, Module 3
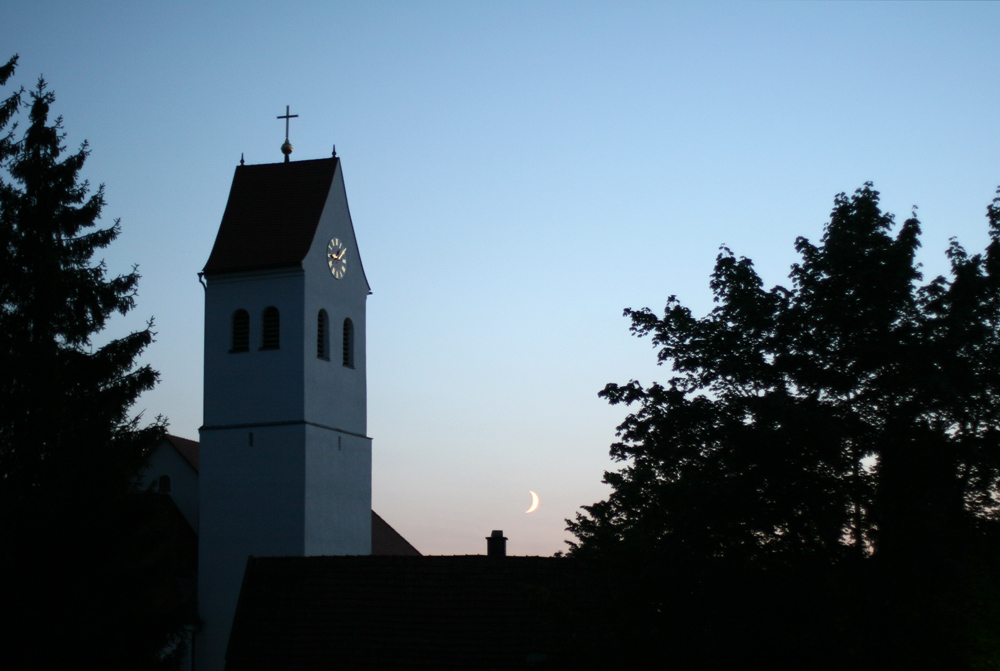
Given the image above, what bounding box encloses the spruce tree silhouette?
[0,55,193,670]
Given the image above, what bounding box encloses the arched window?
[342,318,354,368]
[231,309,249,352]
[261,307,280,350]
[317,310,330,360]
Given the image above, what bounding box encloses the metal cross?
[277,105,298,141]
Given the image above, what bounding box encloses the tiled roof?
[163,434,200,472]
[226,555,580,671]
[203,158,338,275]
[372,511,421,556]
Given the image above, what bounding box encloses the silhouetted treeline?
[563,184,1000,667]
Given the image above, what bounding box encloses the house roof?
[163,434,200,472]
[203,158,338,276]
[372,511,421,556]
[226,555,579,671]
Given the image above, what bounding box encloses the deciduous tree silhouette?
[0,55,192,670]
[566,184,1000,668]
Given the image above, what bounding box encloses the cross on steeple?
[277,105,298,140]
[277,105,299,163]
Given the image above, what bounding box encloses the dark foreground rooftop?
[227,554,581,671]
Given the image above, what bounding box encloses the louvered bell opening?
[342,318,354,368]
[231,310,250,352]
[317,310,329,360]
[262,307,280,350]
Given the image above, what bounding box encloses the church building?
[143,133,569,671]
[197,148,374,669]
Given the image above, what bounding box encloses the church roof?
[163,434,200,472]
[372,511,421,556]
[203,158,339,276]
[226,555,578,671]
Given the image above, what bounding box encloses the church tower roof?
[203,157,339,276]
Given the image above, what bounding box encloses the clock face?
[327,238,347,279]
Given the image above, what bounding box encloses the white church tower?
[196,148,372,670]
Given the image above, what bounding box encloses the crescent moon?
[525,491,539,514]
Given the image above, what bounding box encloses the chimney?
[486,530,507,557]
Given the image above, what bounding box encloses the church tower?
[196,152,372,670]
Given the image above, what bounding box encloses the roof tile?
[163,434,200,472]
[227,555,580,670]
[203,158,338,275]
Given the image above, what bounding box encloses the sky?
[3,1,999,556]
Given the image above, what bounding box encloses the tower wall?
[301,164,369,435]
[197,423,307,671]
[304,424,372,555]
[203,270,305,426]
[196,157,372,671]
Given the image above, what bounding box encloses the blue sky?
[3,1,999,555]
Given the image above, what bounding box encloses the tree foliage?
[564,185,1000,667]
[569,183,1000,564]
[0,55,189,669]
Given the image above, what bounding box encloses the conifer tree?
[0,55,188,670]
